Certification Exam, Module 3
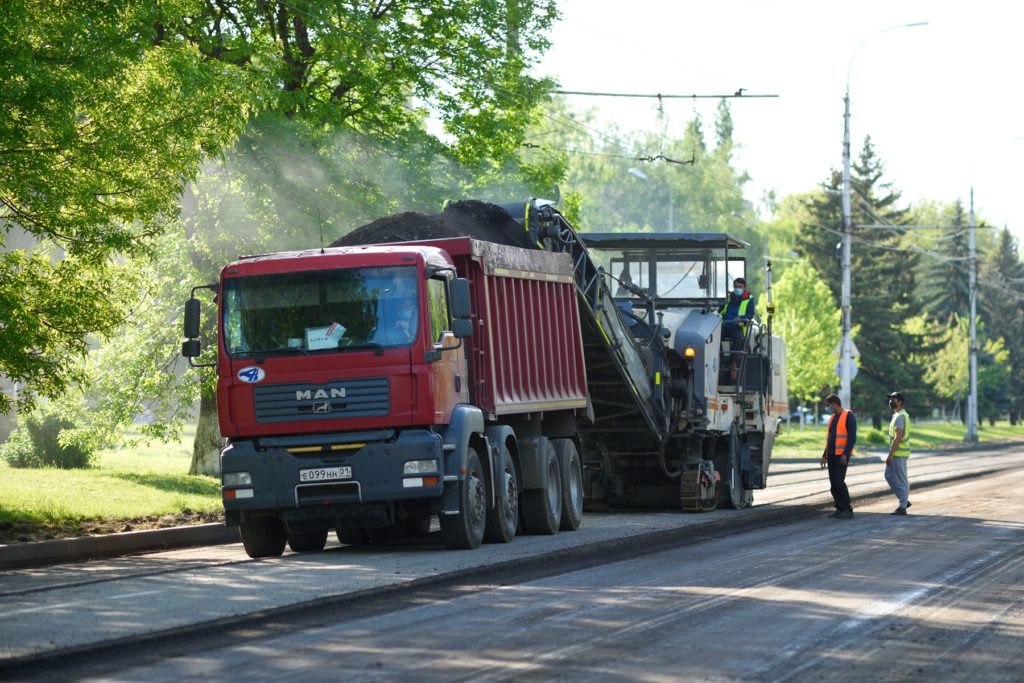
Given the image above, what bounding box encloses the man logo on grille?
[313,401,332,414]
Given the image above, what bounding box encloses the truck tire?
[239,515,287,558]
[521,439,562,535]
[287,528,328,553]
[719,427,752,510]
[440,447,487,549]
[554,439,583,531]
[483,452,520,544]
[336,526,370,545]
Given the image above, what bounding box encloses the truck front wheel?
[440,447,487,549]
[239,515,287,558]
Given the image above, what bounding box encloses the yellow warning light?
[684,346,696,359]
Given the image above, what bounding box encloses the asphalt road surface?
[3,448,1023,682]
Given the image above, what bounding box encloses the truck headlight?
[403,459,439,474]
[223,471,252,486]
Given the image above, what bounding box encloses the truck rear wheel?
[521,439,562,535]
[287,528,328,553]
[239,515,287,558]
[440,447,487,549]
[336,526,370,545]
[554,439,583,531]
[484,452,519,544]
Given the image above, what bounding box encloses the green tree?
[0,0,257,412]
[794,137,923,427]
[773,261,842,411]
[917,201,971,321]
[59,1,563,473]
[923,315,1009,423]
[978,228,1024,423]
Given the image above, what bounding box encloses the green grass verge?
[774,419,1024,458]
[0,430,221,540]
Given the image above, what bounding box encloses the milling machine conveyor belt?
[498,200,670,442]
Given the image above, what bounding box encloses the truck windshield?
[222,266,420,357]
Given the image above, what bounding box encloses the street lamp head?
[627,167,649,181]
[846,21,929,91]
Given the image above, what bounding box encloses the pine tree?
[918,201,970,322]
[978,228,1024,423]
[794,137,923,427]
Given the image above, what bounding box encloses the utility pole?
[966,187,979,443]
[839,90,853,409]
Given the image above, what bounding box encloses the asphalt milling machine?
[335,199,788,513]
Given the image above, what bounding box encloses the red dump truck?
[183,236,590,557]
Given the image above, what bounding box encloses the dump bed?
[418,237,589,420]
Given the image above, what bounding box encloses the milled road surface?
[2,448,1023,681]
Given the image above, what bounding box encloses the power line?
[554,89,779,99]
[520,142,695,166]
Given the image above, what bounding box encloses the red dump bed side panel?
[421,237,588,419]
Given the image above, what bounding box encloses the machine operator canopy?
[581,232,748,305]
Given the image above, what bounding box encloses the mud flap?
[517,435,552,491]
[441,405,485,514]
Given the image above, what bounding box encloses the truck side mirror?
[183,298,202,339]
[450,278,471,320]
[182,339,201,358]
[452,318,473,339]
[182,284,217,368]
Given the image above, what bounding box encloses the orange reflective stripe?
[829,409,850,456]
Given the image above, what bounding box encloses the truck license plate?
[299,466,352,482]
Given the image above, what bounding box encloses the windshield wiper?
[339,343,385,356]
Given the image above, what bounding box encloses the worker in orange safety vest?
[819,393,857,519]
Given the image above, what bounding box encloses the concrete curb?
[0,523,239,571]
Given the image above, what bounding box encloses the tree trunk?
[872,413,882,430]
[189,390,222,476]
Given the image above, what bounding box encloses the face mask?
[888,400,898,409]
[398,310,412,321]
[733,287,744,296]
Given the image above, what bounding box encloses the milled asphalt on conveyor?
[0,447,1021,664]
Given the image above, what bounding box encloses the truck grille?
[254,378,390,423]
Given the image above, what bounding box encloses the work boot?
[835,509,854,519]
[891,506,907,515]
[827,510,842,518]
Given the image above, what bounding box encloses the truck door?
[426,277,469,423]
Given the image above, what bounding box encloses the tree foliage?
[978,228,1024,423]
[0,0,257,411]
[28,1,563,471]
[773,260,842,403]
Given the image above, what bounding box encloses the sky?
[536,0,1024,245]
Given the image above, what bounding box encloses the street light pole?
[839,21,928,409]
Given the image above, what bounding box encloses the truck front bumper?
[220,429,444,513]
